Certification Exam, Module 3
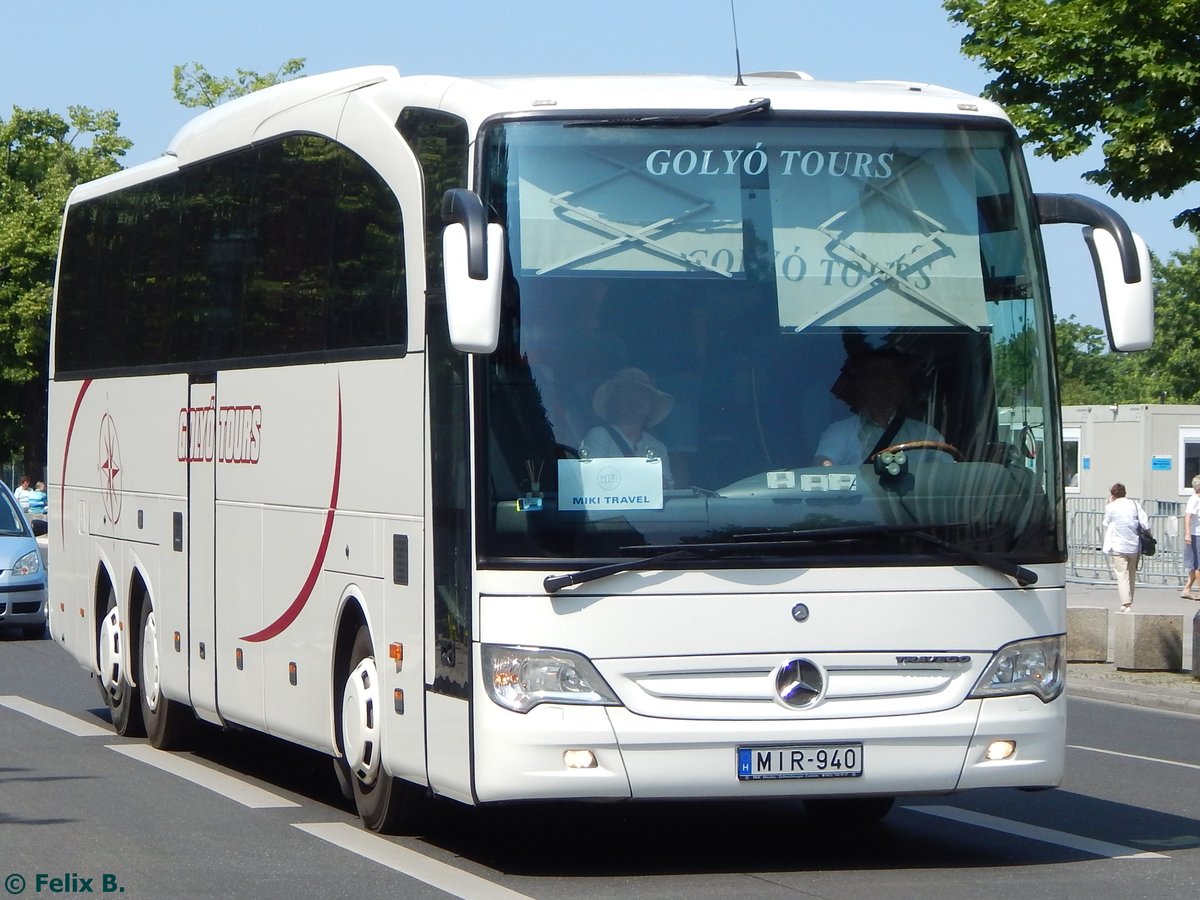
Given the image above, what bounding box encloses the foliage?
[1046,243,1200,404]
[944,0,1200,229]
[1053,314,1123,405]
[173,58,307,109]
[1117,245,1200,403]
[0,106,130,472]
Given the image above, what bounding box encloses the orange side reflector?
[389,643,403,662]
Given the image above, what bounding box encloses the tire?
[137,598,195,749]
[337,623,429,833]
[803,796,895,825]
[97,588,144,737]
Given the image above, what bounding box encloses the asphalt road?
[2,630,1199,900]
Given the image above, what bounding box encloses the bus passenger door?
[187,381,220,723]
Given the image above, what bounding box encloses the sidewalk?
[1065,580,1200,715]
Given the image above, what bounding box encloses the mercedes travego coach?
[47,67,1153,832]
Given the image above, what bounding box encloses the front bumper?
[0,584,48,632]
[470,689,1065,803]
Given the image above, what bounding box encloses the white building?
[1061,404,1200,585]
[1062,404,1200,508]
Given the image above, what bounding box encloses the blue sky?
[4,0,1196,329]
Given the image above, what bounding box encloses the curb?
[1067,677,1200,716]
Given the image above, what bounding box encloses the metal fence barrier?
[1067,497,1186,586]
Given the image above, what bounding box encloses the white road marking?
[1069,743,1200,772]
[906,805,1168,859]
[108,743,300,809]
[295,821,534,900]
[0,694,113,736]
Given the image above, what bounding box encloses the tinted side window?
[54,133,407,375]
[177,149,257,364]
[243,136,337,358]
[329,147,406,350]
[397,108,471,697]
[55,201,103,372]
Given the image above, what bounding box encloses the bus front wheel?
[337,623,428,833]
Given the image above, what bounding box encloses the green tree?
[1118,245,1200,402]
[1043,244,1200,405]
[1053,314,1122,405]
[0,106,130,475]
[944,0,1200,229]
[173,58,306,109]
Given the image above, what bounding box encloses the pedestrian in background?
[1183,474,1200,599]
[27,480,47,517]
[13,475,33,512]
[1102,482,1149,613]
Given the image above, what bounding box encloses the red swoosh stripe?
[60,379,93,546]
[241,386,343,643]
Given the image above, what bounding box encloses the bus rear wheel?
[137,598,195,749]
[97,588,144,737]
[337,623,429,833]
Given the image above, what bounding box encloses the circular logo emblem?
[773,657,826,709]
[597,466,622,490]
[98,411,123,524]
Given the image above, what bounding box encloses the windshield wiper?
[564,97,771,128]
[542,523,1037,594]
[544,532,847,592]
[729,524,1039,587]
[544,548,700,593]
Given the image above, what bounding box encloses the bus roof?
[425,72,1007,125]
[60,66,1012,203]
[159,66,1010,165]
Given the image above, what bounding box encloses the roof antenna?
[731,0,745,86]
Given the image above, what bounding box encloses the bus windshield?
[478,117,1062,565]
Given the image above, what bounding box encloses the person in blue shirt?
[26,480,47,516]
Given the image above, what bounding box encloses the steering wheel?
[869,440,964,462]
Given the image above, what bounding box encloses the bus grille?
[597,652,988,720]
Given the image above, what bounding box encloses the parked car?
[0,481,48,639]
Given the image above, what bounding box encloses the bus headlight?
[481,644,620,713]
[969,635,1065,703]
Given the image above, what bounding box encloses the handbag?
[1137,523,1157,557]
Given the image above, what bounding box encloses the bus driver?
[813,349,950,467]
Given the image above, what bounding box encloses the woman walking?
[1183,475,1200,599]
[1102,482,1149,612]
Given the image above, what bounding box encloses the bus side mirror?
[1034,193,1154,352]
[442,188,504,354]
[1084,226,1154,352]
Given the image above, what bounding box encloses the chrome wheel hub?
[98,606,124,695]
[341,657,380,785]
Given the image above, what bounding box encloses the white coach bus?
[48,66,1153,832]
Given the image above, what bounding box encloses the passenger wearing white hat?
[580,368,675,489]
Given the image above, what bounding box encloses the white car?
[0,481,48,639]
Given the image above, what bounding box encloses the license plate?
[737,743,863,780]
